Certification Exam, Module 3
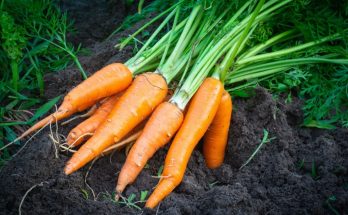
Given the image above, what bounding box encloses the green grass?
[0,0,84,166]
[117,190,149,210]
[240,129,276,169]
[99,190,148,210]
[325,195,340,215]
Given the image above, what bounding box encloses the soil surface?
[0,1,347,215]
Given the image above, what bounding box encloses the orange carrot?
[203,90,232,169]
[64,72,168,175]
[116,101,184,195]
[17,63,132,140]
[145,77,223,208]
[66,94,122,147]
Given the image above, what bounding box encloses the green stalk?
[134,62,159,74]
[234,57,345,75]
[226,75,273,92]
[237,33,342,65]
[112,1,181,45]
[170,0,271,108]
[238,29,299,59]
[159,5,203,82]
[207,0,291,78]
[229,67,294,84]
[227,58,348,84]
[220,0,265,82]
[165,36,212,83]
[177,7,229,85]
[126,18,187,74]
[222,0,252,31]
[159,6,180,67]
[131,8,178,63]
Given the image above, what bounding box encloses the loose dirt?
[0,0,347,214]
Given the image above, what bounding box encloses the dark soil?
[1,1,347,214]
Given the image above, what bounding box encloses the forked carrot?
[17,63,132,141]
[203,90,232,169]
[145,78,223,208]
[66,94,122,147]
[64,72,168,175]
[116,101,184,195]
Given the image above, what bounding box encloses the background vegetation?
[0,0,85,166]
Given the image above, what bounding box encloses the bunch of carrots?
[2,0,348,208]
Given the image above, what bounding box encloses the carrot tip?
[114,192,121,201]
[206,163,222,169]
[115,184,125,196]
[64,165,74,175]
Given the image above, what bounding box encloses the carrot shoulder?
[116,101,184,195]
[203,90,232,169]
[66,94,122,147]
[64,72,168,175]
[145,77,223,208]
[18,63,132,140]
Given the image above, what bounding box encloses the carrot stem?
[220,0,265,82]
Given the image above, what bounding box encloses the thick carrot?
[116,101,184,195]
[145,78,223,208]
[66,94,122,147]
[18,63,132,140]
[64,72,168,175]
[203,90,232,169]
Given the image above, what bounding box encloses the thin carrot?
[203,90,232,169]
[145,78,223,208]
[116,101,184,195]
[66,94,122,147]
[17,63,132,141]
[64,72,168,175]
[61,104,98,126]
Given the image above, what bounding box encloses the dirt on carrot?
[0,1,346,214]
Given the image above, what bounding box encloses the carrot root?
[66,94,122,147]
[64,72,168,175]
[145,77,223,208]
[116,102,183,195]
[203,90,233,169]
[19,63,132,141]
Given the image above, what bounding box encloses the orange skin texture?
[66,94,122,147]
[145,77,223,208]
[64,73,168,175]
[116,102,184,194]
[203,90,233,169]
[19,63,132,140]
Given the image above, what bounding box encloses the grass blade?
[27,95,61,124]
[240,129,275,169]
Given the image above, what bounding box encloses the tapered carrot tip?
[64,148,92,175]
[18,108,71,141]
[114,192,121,202]
[205,159,223,169]
[64,160,79,175]
[115,102,183,196]
[145,179,176,209]
[64,166,73,175]
[203,90,232,169]
[115,184,126,196]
